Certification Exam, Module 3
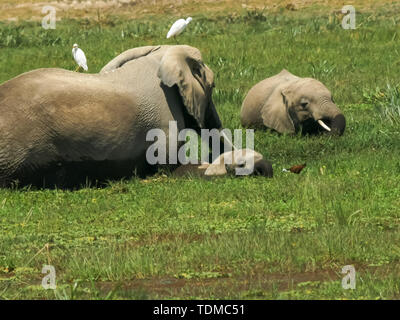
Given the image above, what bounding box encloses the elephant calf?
[240,70,346,135]
[173,149,273,178]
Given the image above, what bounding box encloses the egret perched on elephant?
[72,44,88,72]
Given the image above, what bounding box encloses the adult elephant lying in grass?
[0,45,266,188]
[240,70,346,135]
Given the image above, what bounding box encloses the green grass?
[1,5,400,299]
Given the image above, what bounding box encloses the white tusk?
[317,120,331,132]
[220,130,238,151]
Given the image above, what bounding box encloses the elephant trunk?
[254,159,273,178]
[330,113,346,136]
[314,99,346,136]
[204,99,222,130]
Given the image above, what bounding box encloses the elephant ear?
[261,85,295,134]
[157,45,213,129]
[100,46,161,73]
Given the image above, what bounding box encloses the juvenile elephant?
[173,149,273,178]
[240,70,346,135]
[0,45,268,187]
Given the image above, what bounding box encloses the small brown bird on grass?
[282,163,306,174]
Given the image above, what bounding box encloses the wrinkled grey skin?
[0,45,226,187]
[240,70,346,135]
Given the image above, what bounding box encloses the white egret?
[167,17,193,41]
[72,44,88,72]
